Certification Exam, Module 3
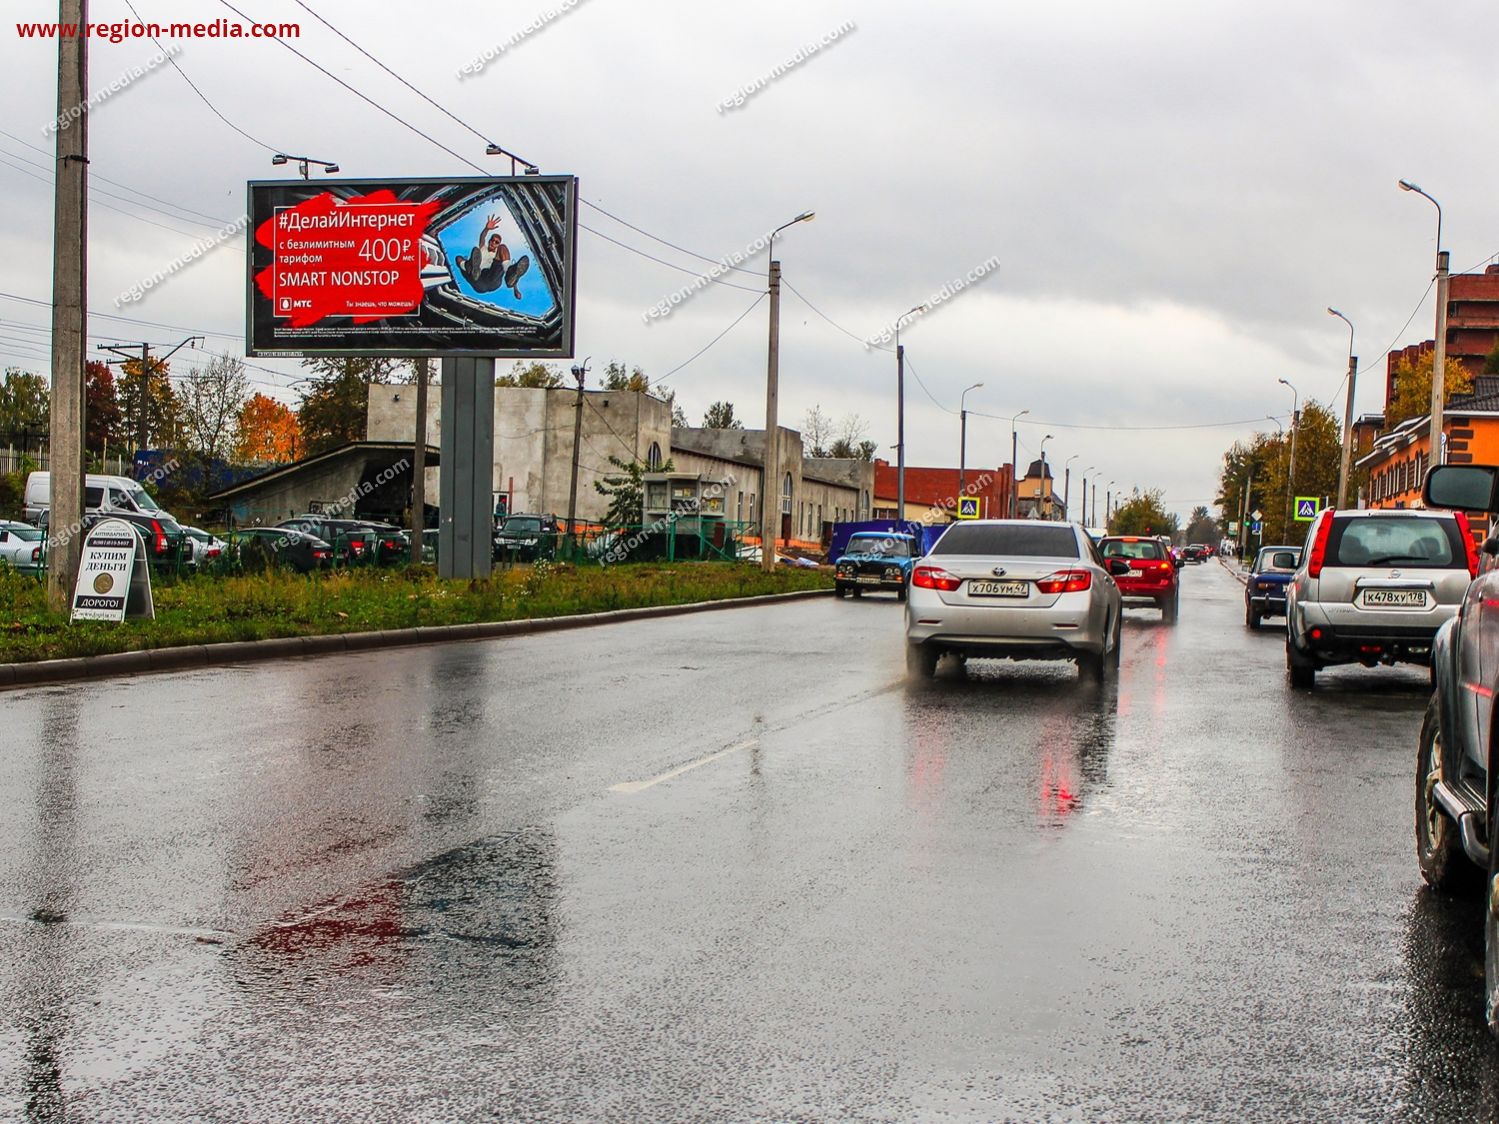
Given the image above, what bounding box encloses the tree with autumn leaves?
[235,393,300,464]
[1217,399,1343,547]
[1384,350,1473,428]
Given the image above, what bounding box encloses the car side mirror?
[1425,464,1499,512]
[1483,536,1499,558]
[1106,558,1131,577]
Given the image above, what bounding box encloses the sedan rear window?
[930,524,1079,558]
[1327,517,1461,568]
[1100,538,1163,560]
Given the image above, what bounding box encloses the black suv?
[1412,464,1499,1035]
[493,513,559,563]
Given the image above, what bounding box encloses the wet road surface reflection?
[4,563,1499,1118]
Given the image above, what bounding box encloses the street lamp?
[1278,377,1299,533]
[1038,434,1055,519]
[1008,409,1029,518]
[1078,465,1095,527]
[1062,454,1079,524]
[1107,480,1118,529]
[271,153,339,179]
[893,303,926,524]
[1328,308,1357,507]
[1399,179,1450,465]
[761,210,816,572]
[958,383,983,503]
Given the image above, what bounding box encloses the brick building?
[871,460,1013,521]
[1385,264,1499,409]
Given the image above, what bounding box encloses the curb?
[1219,557,1249,587]
[0,587,834,691]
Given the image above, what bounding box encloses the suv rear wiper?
[1362,554,1434,566]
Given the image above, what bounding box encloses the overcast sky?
[6,0,1499,522]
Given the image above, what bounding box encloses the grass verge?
[0,562,832,664]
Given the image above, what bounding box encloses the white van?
[24,472,174,524]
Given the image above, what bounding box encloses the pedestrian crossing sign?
[1294,496,1320,522]
[957,496,980,520]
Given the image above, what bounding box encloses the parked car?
[1244,544,1300,629]
[1408,463,1499,1035]
[1097,535,1179,623]
[24,471,178,525]
[904,520,1129,680]
[276,517,393,565]
[494,513,559,563]
[0,520,44,575]
[1284,507,1477,687]
[182,525,229,571]
[234,527,333,573]
[834,531,916,600]
[80,509,190,570]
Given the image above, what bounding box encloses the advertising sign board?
[246,175,578,357]
[70,519,154,622]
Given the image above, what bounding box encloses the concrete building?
[211,440,438,525]
[367,384,672,524]
[669,427,874,550]
[1016,459,1064,520]
[366,387,873,549]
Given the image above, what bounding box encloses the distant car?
[1098,535,1179,623]
[182,525,229,571]
[834,531,916,600]
[276,517,393,565]
[235,527,333,574]
[1285,507,1476,687]
[1244,545,1300,629]
[494,513,558,563]
[0,520,44,575]
[1182,544,1209,563]
[904,519,1129,680]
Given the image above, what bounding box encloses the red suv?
[1098,535,1180,623]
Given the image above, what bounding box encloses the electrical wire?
[582,224,763,291]
[654,293,767,387]
[121,0,283,153]
[900,354,956,415]
[780,276,892,352]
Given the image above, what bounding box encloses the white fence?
[0,448,133,476]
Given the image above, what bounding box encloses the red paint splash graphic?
[254,190,440,328]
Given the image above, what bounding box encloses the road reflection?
[233,831,560,1013]
[901,664,1120,827]
[1400,886,1499,1114]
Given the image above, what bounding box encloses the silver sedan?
[904,520,1129,679]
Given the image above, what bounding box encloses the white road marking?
[610,739,759,794]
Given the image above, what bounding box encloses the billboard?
[246,175,577,358]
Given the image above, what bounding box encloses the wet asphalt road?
[4,562,1499,1121]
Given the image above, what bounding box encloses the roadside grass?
[0,561,831,664]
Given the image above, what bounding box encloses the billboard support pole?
[411,356,429,544]
[438,356,494,579]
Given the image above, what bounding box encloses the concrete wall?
[226,459,367,525]
[368,385,672,523]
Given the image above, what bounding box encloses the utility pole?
[566,357,590,552]
[1433,250,1451,464]
[1337,351,1357,509]
[99,336,200,457]
[411,355,429,548]
[47,0,88,610]
[761,259,782,572]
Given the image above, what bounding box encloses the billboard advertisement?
[246,175,577,358]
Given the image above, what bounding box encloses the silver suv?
[1284,507,1477,687]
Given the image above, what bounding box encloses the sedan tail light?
[150,519,167,554]
[1456,512,1480,577]
[1036,569,1093,594]
[1307,512,1334,578]
[911,565,962,591]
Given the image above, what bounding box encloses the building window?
[782,472,793,516]
[646,441,663,470]
[736,492,743,521]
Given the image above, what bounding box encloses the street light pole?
[1008,409,1029,518]
[959,382,983,502]
[1278,378,1299,533]
[566,357,591,550]
[893,304,926,524]
[1107,480,1117,529]
[1062,455,1078,524]
[1078,466,1095,526]
[1328,308,1357,508]
[1400,180,1449,465]
[1038,434,1054,519]
[761,210,815,573]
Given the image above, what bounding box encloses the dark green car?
[493,514,559,563]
